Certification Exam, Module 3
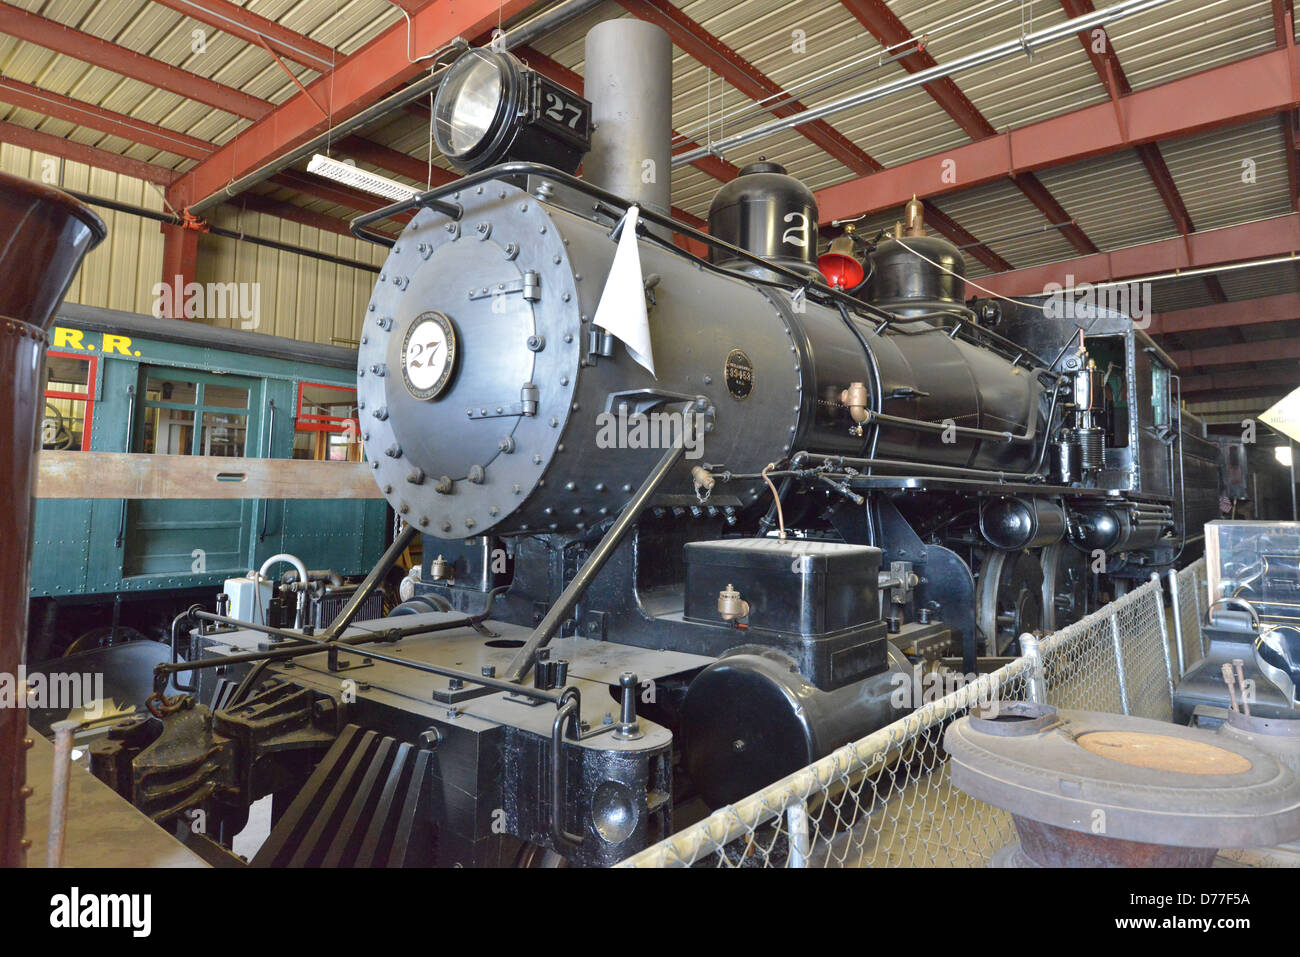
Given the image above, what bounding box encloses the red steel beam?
[0,121,174,184]
[977,213,1300,297]
[1181,368,1300,396]
[1170,337,1300,370]
[1059,0,1224,314]
[0,121,367,239]
[0,77,212,160]
[617,0,1007,270]
[814,46,1300,226]
[840,0,1097,256]
[618,0,875,175]
[337,136,457,188]
[160,225,199,317]
[1273,0,1300,211]
[167,0,538,212]
[2,6,460,211]
[0,2,269,120]
[1149,292,1300,336]
[231,192,362,239]
[917,202,1013,273]
[840,0,993,140]
[1009,171,1097,254]
[515,44,740,184]
[268,170,395,215]
[150,0,341,73]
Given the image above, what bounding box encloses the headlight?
[432,48,592,175]
[434,51,504,160]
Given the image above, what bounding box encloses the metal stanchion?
[46,720,78,868]
[1110,615,1131,715]
[1168,566,1186,677]
[1153,571,1176,705]
[786,802,810,869]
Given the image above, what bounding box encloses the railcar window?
[294,381,361,462]
[140,374,250,457]
[1151,364,1170,428]
[201,411,247,457]
[41,352,95,451]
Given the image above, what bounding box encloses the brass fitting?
[839,381,870,423]
[903,194,926,237]
[717,583,750,622]
[691,465,715,496]
[429,555,453,581]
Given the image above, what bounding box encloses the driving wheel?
[977,550,1044,657]
[1041,542,1090,631]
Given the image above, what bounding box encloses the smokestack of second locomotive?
[584,19,672,222]
[0,172,105,867]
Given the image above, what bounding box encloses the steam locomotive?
[87,20,1221,867]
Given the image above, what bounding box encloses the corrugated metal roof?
[0,0,1296,356]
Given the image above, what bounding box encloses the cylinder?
[583,19,672,220]
[680,649,909,808]
[0,172,104,868]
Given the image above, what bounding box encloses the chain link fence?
[1169,556,1208,677]
[618,572,1179,868]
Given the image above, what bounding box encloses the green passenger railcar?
[29,303,389,657]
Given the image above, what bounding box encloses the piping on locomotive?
[89,19,1222,867]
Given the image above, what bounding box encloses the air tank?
[707,160,820,280]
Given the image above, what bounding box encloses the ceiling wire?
[673,0,1025,148]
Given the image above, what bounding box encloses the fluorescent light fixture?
[1261,386,1300,446]
[1276,446,1293,468]
[306,153,419,202]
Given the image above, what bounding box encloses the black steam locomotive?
[90,23,1221,867]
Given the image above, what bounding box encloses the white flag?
[592,205,656,378]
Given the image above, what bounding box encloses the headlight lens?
[434,51,503,158]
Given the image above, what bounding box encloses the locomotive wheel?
[1041,543,1090,631]
[64,625,148,656]
[976,550,1044,657]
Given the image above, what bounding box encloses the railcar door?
[121,367,262,583]
[29,349,99,600]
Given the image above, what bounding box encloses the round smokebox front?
[357,186,582,537]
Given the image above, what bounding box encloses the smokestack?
[583,19,672,221]
[0,172,104,867]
